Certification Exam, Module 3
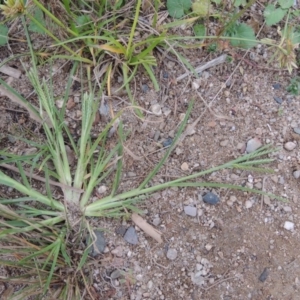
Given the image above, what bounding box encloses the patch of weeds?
[287,76,300,95]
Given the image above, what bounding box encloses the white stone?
[151,103,162,116]
[284,221,294,231]
[97,185,107,194]
[284,142,296,151]
[181,162,189,171]
[245,200,253,209]
[246,138,262,153]
[166,248,177,260]
[293,170,300,179]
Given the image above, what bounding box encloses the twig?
[176,54,227,81]
[200,275,236,291]
[0,163,84,192]
[0,65,21,78]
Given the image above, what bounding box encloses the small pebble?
[166,248,177,260]
[184,206,197,217]
[245,200,253,209]
[162,138,173,147]
[91,230,106,257]
[284,221,294,231]
[293,127,300,135]
[124,226,138,245]
[273,97,283,104]
[284,141,296,151]
[163,71,169,78]
[272,83,281,90]
[142,84,149,93]
[111,246,123,257]
[111,269,122,279]
[181,162,189,171]
[153,217,161,226]
[151,103,162,116]
[202,192,220,205]
[283,206,292,212]
[97,185,107,194]
[246,138,262,153]
[259,268,269,282]
[115,225,127,236]
[264,196,271,206]
[220,140,229,147]
[293,170,300,179]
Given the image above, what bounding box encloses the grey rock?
[166,248,177,260]
[278,176,285,184]
[115,225,127,236]
[184,205,197,217]
[111,269,122,279]
[91,230,106,257]
[203,192,220,205]
[163,138,173,147]
[142,84,149,93]
[246,138,262,153]
[124,226,138,245]
[293,170,300,179]
[152,217,161,226]
[258,268,269,282]
[273,96,283,104]
[293,127,300,135]
[191,272,205,286]
[272,83,281,90]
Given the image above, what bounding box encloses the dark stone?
[202,192,220,205]
[163,138,173,147]
[272,83,281,90]
[115,225,127,237]
[163,71,169,78]
[258,268,269,282]
[90,230,106,257]
[124,226,138,245]
[142,84,149,93]
[273,97,283,104]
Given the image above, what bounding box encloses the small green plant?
[287,76,300,95]
[264,0,295,26]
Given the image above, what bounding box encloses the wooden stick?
[176,54,227,81]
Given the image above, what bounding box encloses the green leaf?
[264,4,287,26]
[227,23,257,49]
[29,7,46,34]
[192,0,210,17]
[167,0,192,18]
[212,0,221,4]
[278,0,294,9]
[0,24,8,46]
[75,15,92,32]
[234,0,247,7]
[193,23,206,38]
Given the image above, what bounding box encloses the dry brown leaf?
[132,213,163,244]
